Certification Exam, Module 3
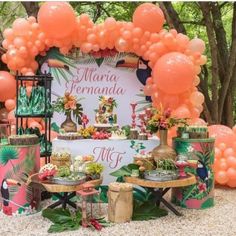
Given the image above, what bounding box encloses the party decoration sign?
[40,48,151,126]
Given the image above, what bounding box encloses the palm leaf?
[51,68,61,85]
[58,68,69,83]
[0,146,18,166]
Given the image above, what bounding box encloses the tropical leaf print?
[0,146,18,166]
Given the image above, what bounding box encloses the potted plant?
[85,162,104,180]
[53,92,83,132]
[147,106,188,163]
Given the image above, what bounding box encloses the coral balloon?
[0,71,16,102]
[12,18,30,36]
[226,156,236,169]
[187,38,205,54]
[38,2,76,39]
[223,148,235,158]
[5,99,16,111]
[208,125,236,146]
[29,121,42,131]
[132,3,165,33]
[190,91,205,106]
[153,52,195,94]
[215,171,228,185]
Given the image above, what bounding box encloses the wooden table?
[125,174,196,216]
[27,174,102,209]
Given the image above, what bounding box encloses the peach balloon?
[12,18,30,36]
[153,52,195,94]
[215,171,229,185]
[218,159,228,171]
[104,17,117,30]
[132,3,165,33]
[5,99,16,111]
[226,156,236,169]
[190,91,205,106]
[29,121,42,130]
[0,71,16,102]
[215,147,222,159]
[227,167,236,180]
[208,125,236,146]
[226,179,236,188]
[223,148,235,158]
[218,142,227,152]
[172,105,191,118]
[187,38,205,54]
[38,2,76,39]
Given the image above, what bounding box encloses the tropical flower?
[198,182,207,192]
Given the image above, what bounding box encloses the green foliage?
[42,208,81,233]
[132,201,168,221]
[201,198,214,209]
[110,164,139,177]
[51,122,60,133]
[156,159,177,171]
[57,166,71,177]
[0,146,18,166]
[86,162,104,175]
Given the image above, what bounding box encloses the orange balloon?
[29,121,42,130]
[133,3,165,33]
[0,71,16,102]
[226,156,236,169]
[188,118,207,126]
[215,170,229,185]
[218,160,228,171]
[226,179,236,188]
[190,91,205,106]
[5,99,16,111]
[215,147,222,159]
[38,2,76,39]
[208,125,236,147]
[215,170,228,185]
[227,167,236,181]
[223,148,235,158]
[12,18,30,36]
[218,142,227,152]
[187,38,205,54]
[153,52,195,94]
[172,105,191,119]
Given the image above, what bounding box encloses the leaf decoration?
[132,201,168,221]
[95,58,104,67]
[42,208,72,224]
[0,146,18,166]
[51,122,60,133]
[110,165,132,177]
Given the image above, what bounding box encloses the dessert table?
[125,174,196,216]
[52,138,158,184]
[27,173,103,209]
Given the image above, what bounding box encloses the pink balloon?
[132,3,165,33]
[153,52,195,94]
[190,91,205,106]
[188,38,205,54]
[209,125,236,147]
[38,2,76,39]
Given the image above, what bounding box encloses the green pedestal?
[172,138,215,209]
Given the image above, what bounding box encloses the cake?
[57,132,83,140]
[94,96,118,127]
[109,129,127,140]
[8,134,39,146]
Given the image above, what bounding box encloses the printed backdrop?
[40,48,151,126]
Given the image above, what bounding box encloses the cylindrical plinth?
[172,138,215,209]
[108,182,133,223]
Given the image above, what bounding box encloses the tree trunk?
[21,2,39,17]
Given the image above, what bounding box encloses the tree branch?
[21,2,39,17]
[159,2,187,34]
[199,2,219,123]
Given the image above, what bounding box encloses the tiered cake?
[94,96,118,128]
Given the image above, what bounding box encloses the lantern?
[76,183,101,227]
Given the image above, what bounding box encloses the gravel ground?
[0,187,236,236]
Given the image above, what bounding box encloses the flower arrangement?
[147,107,188,133]
[53,92,83,123]
[78,126,96,138]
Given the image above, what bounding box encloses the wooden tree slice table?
[124,174,196,216]
[27,173,103,209]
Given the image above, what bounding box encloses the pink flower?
[198,182,207,192]
[164,108,172,118]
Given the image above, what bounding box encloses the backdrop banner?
[52,138,158,184]
[40,49,152,127]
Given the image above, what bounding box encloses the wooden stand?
[108,182,133,223]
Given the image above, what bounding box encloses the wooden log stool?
[108,182,133,223]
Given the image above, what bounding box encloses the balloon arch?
[1,2,236,188]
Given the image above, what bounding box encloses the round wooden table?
[27,173,103,209]
[125,174,196,216]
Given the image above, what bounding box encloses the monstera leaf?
[0,146,18,166]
